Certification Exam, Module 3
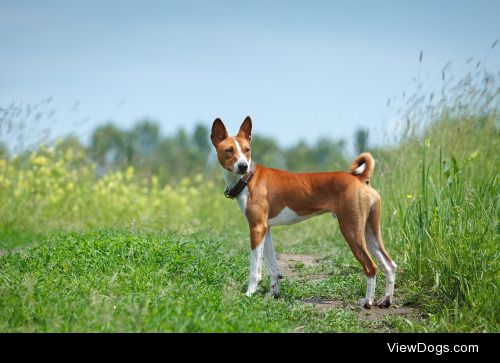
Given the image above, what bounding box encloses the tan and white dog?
[211,116,397,308]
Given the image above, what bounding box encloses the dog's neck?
[222,168,245,189]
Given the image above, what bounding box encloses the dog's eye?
[245,148,250,153]
[225,148,233,153]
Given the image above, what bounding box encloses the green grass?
[372,116,500,332]
[0,228,418,332]
[0,100,499,331]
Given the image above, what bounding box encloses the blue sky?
[1,0,499,150]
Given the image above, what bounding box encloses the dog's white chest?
[223,169,249,214]
[268,207,316,226]
[236,188,249,213]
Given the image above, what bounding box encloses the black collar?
[224,162,256,199]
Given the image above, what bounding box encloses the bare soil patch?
[277,253,327,281]
[357,304,418,322]
[300,298,344,310]
[0,246,30,257]
[278,253,419,324]
[301,297,418,323]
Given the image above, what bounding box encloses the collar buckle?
[223,162,255,199]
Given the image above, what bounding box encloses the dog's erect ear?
[237,116,252,142]
[211,118,228,146]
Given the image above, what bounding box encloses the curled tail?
[350,152,375,183]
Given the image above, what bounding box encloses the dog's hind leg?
[337,212,378,308]
[263,228,280,297]
[365,198,397,308]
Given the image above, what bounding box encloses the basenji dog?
[210,116,397,308]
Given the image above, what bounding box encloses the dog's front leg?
[245,224,267,297]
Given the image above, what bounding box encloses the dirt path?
[0,245,30,257]
[277,253,327,281]
[277,253,418,324]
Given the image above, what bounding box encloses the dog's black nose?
[238,163,248,172]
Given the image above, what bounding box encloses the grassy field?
[0,228,407,332]
[1,78,499,332]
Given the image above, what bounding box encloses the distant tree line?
[2,119,370,184]
[87,120,368,183]
[89,121,213,182]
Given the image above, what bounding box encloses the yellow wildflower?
[151,175,159,187]
[30,155,48,166]
[125,166,134,181]
[64,148,74,161]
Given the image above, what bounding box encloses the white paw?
[359,298,373,309]
[269,286,280,298]
[266,291,279,300]
[269,279,280,297]
[377,295,393,308]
